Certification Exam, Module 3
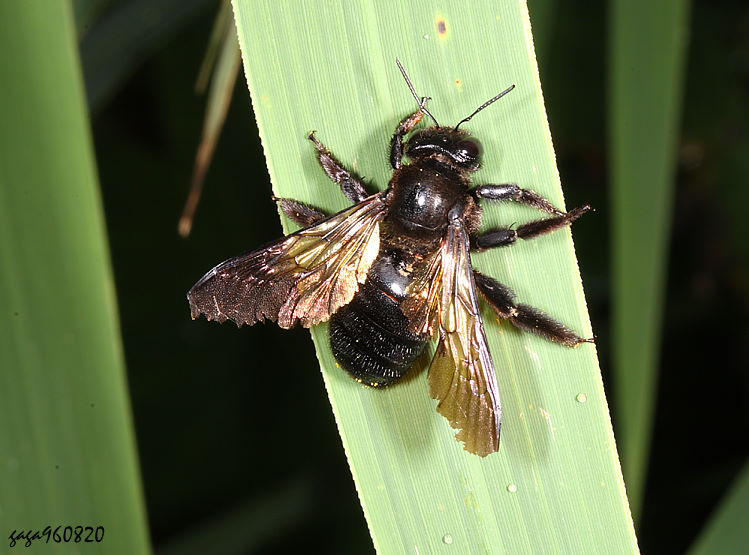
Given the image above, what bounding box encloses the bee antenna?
[455,84,515,130]
[395,58,440,127]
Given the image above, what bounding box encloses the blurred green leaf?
[194,0,234,94]
[0,1,149,552]
[608,0,691,519]
[689,460,749,555]
[157,478,313,555]
[179,1,241,237]
[72,0,115,36]
[79,0,213,112]
[228,0,637,551]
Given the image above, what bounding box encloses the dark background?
[83,0,749,552]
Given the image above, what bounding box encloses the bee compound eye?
[456,139,481,160]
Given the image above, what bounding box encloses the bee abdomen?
[330,281,427,387]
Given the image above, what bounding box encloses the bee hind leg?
[474,271,593,347]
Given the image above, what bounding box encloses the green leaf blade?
[608,0,691,518]
[0,2,149,551]
[232,0,637,551]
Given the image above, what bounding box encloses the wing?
[402,220,502,457]
[188,193,387,329]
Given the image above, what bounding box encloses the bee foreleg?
[390,110,424,169]
[473,271,592,347]
[308,132,369,203]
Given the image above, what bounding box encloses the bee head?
[394,59,515,172]
[405,128,482,171]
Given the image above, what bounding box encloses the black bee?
[187,60,591,456]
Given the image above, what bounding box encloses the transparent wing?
[403,220,502,457]
[188,193,387,329]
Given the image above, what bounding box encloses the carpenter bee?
[188,60,591,456]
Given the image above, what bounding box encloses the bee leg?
[474,271,593,347]
[474,183,574,216]
[473,205,590,250]
[390,110,424,169]
[273,197,329,226]
[308,132,369,203]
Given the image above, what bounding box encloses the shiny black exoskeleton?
[280,99,589,387]
[330,126,483,386]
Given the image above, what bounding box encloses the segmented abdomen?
[329,253,428,387]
